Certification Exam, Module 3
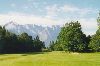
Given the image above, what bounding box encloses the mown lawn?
[0,51,100,66]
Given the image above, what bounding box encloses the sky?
[0,0,100,35]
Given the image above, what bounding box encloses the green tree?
[97,12,100,27]
[49,41,55,51]
[84,35,91,52]
[89,34,100,52]
[3,31,18,53]
[18,33,33,52]
[53,21,87,52]
[33,35,45,52]
[0,26,6,53]
[89,12,100,52]
[0,26,45,53]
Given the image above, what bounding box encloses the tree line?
[49,13,100,52]
[0,26,45,53]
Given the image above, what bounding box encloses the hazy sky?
[0,0,100,35]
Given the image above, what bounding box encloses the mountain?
[4,21,61,46]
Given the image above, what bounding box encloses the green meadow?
[0,51,100,66]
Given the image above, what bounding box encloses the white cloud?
[45,5,60,18]
[45,4,96,19]
[60,5,79,12]
[79,18,98,35]
[60,5,92,14]
[0,12,63,26]
[46,5,98,35]
[0,11,98,35]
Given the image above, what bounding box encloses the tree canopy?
[89,12,100,52]
[49,21,91,52]
[0,26,45,53]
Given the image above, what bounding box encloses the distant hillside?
[4,21,61,46]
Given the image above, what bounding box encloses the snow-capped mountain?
[4,21,61,46]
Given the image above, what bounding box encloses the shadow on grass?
[0,52,48,57]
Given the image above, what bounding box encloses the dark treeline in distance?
[0,26,45,53]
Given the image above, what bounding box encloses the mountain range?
[4,22,61,46]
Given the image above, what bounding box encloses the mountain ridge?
[4,21,61,46]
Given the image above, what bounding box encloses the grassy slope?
[0,51,100,66]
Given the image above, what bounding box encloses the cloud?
[60,5,97,17]
[0,12,63,26]
[0,12,98,35]
[79,18,98,35]
[45,5,60,18]
[45,4,97,20]
[44,5,98,35]
[60,5,79,12]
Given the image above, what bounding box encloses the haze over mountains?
[4,21,61,46]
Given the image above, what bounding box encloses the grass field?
[0,51,100,66]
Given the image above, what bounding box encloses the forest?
[0,27,45,53]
